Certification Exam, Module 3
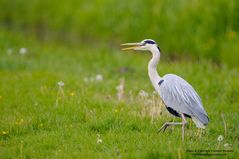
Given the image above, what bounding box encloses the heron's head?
[121,39,160,52]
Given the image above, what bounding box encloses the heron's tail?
[192,117,209,129]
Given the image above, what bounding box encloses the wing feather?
[159,74,209,126]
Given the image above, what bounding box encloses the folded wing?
[159,74,209,127]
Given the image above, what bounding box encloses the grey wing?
[159,74,209,125]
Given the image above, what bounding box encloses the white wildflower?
[97,134,103,144]
[19,48,27,55]
[224,143,229,147]
[97,138,103,144]
[57,81,64,87]
[217,135,224,142]
[95,74,103,81]
[84,76,95,82]
[56,81,65,107]
[84,74,103,82]
[139,90,149,97]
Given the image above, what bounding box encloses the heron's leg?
[157,122,169,133]
[158,114,187,141]
[181,114,187,142]
[158,122,182,133]
[157,121,185,133]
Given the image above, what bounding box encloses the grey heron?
[121,39,209,141]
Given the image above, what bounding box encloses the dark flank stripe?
[166,106,191,118]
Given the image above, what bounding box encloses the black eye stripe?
[144,40,156,44]
[142,39,161,51]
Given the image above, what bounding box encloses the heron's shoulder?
[161,73,193,89]
[162,74,187,82]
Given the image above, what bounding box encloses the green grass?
[0,0,239,66]
[0,31,239,158]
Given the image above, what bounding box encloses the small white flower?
[217,135,224,142]
[95,74,103,81]
[97,138,103,144]
[97,134,103,144]
[224,143,229,147]
[57,81,64,87]
[84,77,94,82]
[19,48,27,55]
[7,48,13,55]
[139,90,149,97]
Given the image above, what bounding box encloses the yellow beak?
[121,42,142,51]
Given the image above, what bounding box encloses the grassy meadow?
[0,0,239,158]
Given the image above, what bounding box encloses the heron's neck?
[148,47,161,85]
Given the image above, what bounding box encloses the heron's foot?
[157,123,169,133]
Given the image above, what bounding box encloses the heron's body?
[154,74,209,128]
[121,39,209,141]
[147,46,209,128]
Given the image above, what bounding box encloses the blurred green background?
[0,0,239,66]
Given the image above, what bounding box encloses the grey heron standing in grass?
[121,39,209,141]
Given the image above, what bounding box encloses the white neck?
[148,46,161,88]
